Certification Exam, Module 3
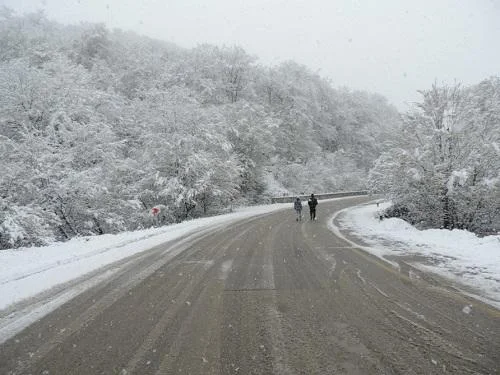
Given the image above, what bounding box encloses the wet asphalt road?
[1,196,499,374]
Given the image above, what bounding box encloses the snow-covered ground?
[331,201,500,309]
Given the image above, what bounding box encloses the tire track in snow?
[10,229,218,374]
[126,225,255,374]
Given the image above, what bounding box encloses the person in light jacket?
[294,197,303,221]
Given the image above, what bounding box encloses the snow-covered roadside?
[331,202,500,308]
[0,203,290,312]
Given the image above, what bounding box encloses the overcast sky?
[4,0,500,109]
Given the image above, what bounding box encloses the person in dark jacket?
[294,197,303,221]
[308,194,318,220]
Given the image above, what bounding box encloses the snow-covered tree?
[369,80,499,234]
[0,10,405,248]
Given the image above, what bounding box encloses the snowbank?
[334,202,500,308]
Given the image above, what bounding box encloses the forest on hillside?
[0,9,498,249]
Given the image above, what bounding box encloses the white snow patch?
[219,260,233,280]
[328,207,400,270]
[0,268,118,344]
[356,269,366,284]
[331,202,500,308]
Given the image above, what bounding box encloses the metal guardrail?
[271,191,369,204]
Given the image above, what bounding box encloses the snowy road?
[1,196,499,374]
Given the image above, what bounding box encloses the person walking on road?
[294,197,303,221]
[308,194,318,221]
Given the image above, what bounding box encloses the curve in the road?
[0,196,498,374]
